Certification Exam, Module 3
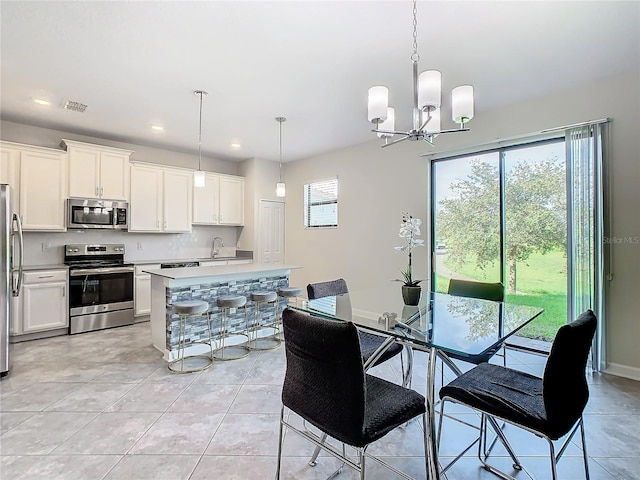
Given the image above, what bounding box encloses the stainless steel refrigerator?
[1,184,24,377]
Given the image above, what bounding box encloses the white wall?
[283,70,640,378]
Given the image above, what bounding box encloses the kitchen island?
[143,263,302,361]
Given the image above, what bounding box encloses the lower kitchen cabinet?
[134,264,159,316]
[11,269,69,337]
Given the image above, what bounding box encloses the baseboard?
[604,362,640,382]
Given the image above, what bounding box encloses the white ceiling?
[1,1,638,163]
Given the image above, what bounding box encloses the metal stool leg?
[168,307,214,373]
[213,304,250,361]
[247,292,281,351]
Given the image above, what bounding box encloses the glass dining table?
[290,284,544,480]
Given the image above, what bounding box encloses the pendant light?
[194,90,208,188]
[276,116,286,197]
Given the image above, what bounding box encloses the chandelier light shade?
[452,85,475,124]
[194,89,208,188]
[418,70,441,110]
[424,107,441,134]
[368,0,474,148]
[276,116,287,198]
[367,86,389,123]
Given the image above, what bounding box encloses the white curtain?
[566,122,606,371]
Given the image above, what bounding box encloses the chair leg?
[275,405,285,480]
[548,438,559,480]
[308,433,326,466]
[580,417,591,480]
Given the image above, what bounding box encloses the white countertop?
[142,263,301,280]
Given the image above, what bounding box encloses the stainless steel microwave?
[67,198,128,230]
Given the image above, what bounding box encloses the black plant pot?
[401,285,421,306]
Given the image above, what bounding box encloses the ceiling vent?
[64,100,88,113]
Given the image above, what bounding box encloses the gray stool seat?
[251,291,278,303]
[217,295,247,309]
[274,286,303,340]
[168,301,214,374]
[214,295,249,361]
[278,287,303,298]
[173,300,209,315]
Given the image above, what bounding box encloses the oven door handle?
[70,267,135,276]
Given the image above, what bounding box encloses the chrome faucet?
[212,237,224,257]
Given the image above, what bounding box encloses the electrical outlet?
[41,242,51,251]
[137,242,143,250]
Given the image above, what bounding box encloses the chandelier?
[368,0,474,147]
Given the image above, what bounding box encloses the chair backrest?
[307,278,349,299]
[543,310,597,435]
[281,308,366,443]
[448,279,504,302]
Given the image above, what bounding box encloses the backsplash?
[22,225,240,265]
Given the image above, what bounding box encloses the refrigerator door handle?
[11,213,24,297]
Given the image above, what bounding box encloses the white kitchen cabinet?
[192,173,219,224]
[193,173,244,226]
[163,169,193,232]
[0,142,20,213]
[62,139,132,200]
[11,269,68,336]
[130,164,162,231]
[19,146,67,231]
[134,264,159,316]
[129,163,192,233]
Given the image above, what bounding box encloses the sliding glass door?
[431,139,568,342]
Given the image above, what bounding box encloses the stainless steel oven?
[65,244,134,334]
[67,198,128,230]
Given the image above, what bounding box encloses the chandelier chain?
[411,0,419,62]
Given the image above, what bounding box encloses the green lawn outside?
[435,249,568,341]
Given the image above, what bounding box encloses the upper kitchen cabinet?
[19,145,68,231]
[129,163,192,233]
[61,139,132,200]
[193,173,244,226]
[0,142,21,212]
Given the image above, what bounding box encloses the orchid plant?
[394,212,424,286]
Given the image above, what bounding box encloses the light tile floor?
[1,322,639,480]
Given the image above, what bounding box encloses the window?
[304,179,338,228]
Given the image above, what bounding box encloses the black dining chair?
[306,278,405,369]
[275,308,427,480]
[438,309,597,480]
[437,279,513,473]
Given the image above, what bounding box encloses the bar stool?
[214,295,250,361]
[275,286,303,340]
[247,291,281,350]
[168,300,214,373]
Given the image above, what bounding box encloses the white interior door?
[259,200,285,264]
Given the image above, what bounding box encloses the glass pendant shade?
[276,182,286,197]
[452,85,474,124]
[418,70,441,110]
[377,107,395,138]
[424,107,441,134]
[368,86,389,123]
[194,170,206,188]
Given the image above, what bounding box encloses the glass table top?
[291,285,544,359]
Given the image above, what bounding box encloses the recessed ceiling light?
[230,143,241,149]
[33,98,50,106]
[151,125,164,132]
